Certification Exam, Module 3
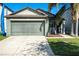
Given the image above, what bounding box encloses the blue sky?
[4,3,71,15]
[4,3,48,12]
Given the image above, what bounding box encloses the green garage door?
[11,21,45,36]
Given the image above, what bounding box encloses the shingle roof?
[5,7,48,18]
[9,7,44,15]
[36,9,55,17]
[5,15,47,18]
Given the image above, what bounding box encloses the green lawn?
[48,38,79,56]
[0,34,6,41]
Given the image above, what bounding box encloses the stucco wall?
[4,8,12,33]
[45,18,49,36]
[62,8,72,34]
[6,18,11,36]
[15,9,40,16]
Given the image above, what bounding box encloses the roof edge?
[9,7,45,16]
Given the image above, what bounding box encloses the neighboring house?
[5,7,50,36]
[0,3,13,34]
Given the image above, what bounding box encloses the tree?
[70,3,79,36]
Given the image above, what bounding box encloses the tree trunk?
[76,12,78,36]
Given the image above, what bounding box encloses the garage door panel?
[24,22,44,35]
[11,21,44,36]
[11,32,24,35]
[11,22,24,35]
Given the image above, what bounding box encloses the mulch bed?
[48,34,63,37]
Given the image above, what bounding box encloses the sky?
[4,3,71,15]
[4,3,48,12]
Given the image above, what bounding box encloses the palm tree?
[70,3,79,36]
[75,4,79,36]
[48,3,56,12]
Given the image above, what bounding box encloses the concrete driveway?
[0,36,54,56]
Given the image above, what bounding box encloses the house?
[5,7,50,36]
[36,9,56,34]
[3,3,79,36]
[36,6,69,35]
[0,3,13,35]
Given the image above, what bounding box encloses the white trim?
[10,19,45,21]
[60,23,63,34]
[63,20,65,34]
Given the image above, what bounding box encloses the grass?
[48,38,79,56]
[0,35,6,41]
[0,33,6,41]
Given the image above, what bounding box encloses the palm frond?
[48,3,56,12]
[71,3,79,22]
[55,5,66,26]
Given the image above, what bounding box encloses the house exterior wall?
[6,18,11,36]
[45,18,49,36]
[4,8,12,33]
[62,8,72,34]
[14,9,40,16]
[6,18,49,36]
